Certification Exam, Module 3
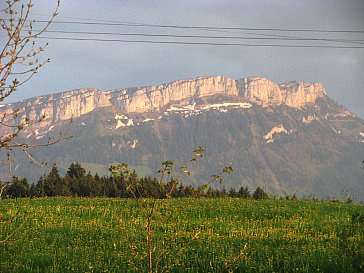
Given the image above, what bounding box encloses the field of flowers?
[1,197,363,272]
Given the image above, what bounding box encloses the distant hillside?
[1,75,363,199]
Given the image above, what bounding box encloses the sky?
[2,0,364,117]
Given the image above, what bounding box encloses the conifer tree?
[6,176,29,198]
[253,186,268,200]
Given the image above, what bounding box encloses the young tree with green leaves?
[109,147,235,273]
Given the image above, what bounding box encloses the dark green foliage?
[58,176,72,196]
[43,164,62,196]
[31,176,46,197]
[11,162,275,200]
[5,176,29,198]
[66,162,86,179]
[253,187,268,200]
[18,160,364,202]
[238,186,251,198]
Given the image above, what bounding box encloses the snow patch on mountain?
[360,132,364,142]
[164,102,252,118]
[115,114,128,120]
[302,114,318,124]
[115,113,134,129]
[130,139,138,149]
[115,118,134,129]
[201,102,252,110]
[264,125,291,144]
[331,127,342,134]
[115,120,126,129]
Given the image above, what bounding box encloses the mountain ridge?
[1,75,363,199]
[0,75,327,128]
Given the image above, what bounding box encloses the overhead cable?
[29,29,364,45]
[38,36,364,49]
[31,19,364,34]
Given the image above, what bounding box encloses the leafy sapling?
[109,147,234,273]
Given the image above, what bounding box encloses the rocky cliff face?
[0,75,327,125]
[111,75,238,113]
[0,89,112,127]
[242,77,326,107]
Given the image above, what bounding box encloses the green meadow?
[1,197,363,272]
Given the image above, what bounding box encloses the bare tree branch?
[0,0,62,198]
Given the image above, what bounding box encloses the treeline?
[3,162,272,199]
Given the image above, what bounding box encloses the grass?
[0,197,363,272]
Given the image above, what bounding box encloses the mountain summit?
[1,76,363,199]
[1,76,326,124]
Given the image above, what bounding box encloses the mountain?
[1,75,363,199]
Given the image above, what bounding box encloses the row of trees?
[3,162,270,200]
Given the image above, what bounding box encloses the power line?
[30,29,364,45]
[7,15,364,48]
[31,14,363,39]
[37,36,364,49]
[32,19,364,34]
